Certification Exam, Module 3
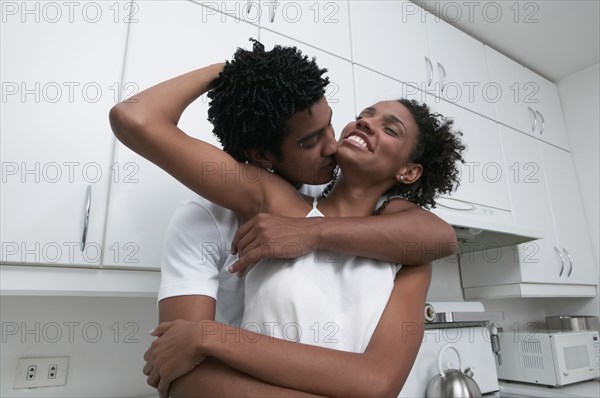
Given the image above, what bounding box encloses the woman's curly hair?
[207,39,329,162]
[384,98,466,209]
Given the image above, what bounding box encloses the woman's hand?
[143,320,209,398]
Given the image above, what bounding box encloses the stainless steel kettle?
[426,344,482,398]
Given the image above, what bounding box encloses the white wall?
[1,296,157,398]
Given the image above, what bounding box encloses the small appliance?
[400,302,503,397]
[496,330,600,386]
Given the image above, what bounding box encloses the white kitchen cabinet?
[460,127,597,298]
[426,19,496,120]
[353,65,439,116]
[102,1,258,269]
[0,1,129,266]
[485,46,570,150]
[259,0,351,60]
[259,30,355,139]
[350,1,432,91]
[436,102,510,211]
[541,142,596,285]
[351,1,494,119]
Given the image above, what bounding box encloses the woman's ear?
[397,163,423,184]
[245,149,276,171]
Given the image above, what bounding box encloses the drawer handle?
[80,185,92,252]
[554,246,565,277]
[563,248,573,277]
[425,57,433,87]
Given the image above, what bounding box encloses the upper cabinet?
[350,1,432,92]
[436,101,510,211]
[485,46,570,150]
[426,20,496,120]
[102,2,258,269]
[350,1,494,119]
[259,0,352,60]
[1,1,129,266]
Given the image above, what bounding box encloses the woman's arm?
[109,65,282,219]
[148,264,432,398]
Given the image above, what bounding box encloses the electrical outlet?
[13,357,68,389]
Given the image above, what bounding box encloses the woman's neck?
[318,175,392,217]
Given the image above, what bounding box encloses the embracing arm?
[231,199,455,273]
[109,64,277,219]
[152,264,432,398]
[159,297,321,398]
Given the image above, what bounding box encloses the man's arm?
[151,200,319,397]
[147,264,432,398]
[230,198,456,273]
[159,297,322,397]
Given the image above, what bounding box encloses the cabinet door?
[260,0,351,60]
[103,2,258,269]
[500,127,563,284]
[528,72,570,150]
[427,20,496,120]
[541,144,597,285]
[485,46,570,150]
[259,30,355,139]
[437,102,511,211]
[354,65,438,116]
[1,1,129,266]
[350,1,432,89]
[484,46,534,135]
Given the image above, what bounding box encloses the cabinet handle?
[437,62,447,93]
[563,248,573,277]
[80,185,92,252]
[536,110,545,135]
[554,246,565,277]
[425,57,433,87]
[270,2,277,22]
[528,107,537,133]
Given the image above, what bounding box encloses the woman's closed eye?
[384,127,399,137]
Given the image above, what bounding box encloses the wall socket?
[13,357,69,389]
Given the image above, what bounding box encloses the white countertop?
[496,379,600,397]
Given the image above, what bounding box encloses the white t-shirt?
[158,185,325,325]
[242,199,399,353]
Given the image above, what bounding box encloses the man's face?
[271,96,338,186]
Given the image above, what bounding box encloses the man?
[111,40,456,396]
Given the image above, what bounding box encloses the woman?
[111,59,464,397]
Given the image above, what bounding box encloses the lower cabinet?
[460,126,597,298]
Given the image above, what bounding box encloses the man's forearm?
[313,208,456,265]
[170,358,323,398]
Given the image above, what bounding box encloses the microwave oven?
[496,330,600,386]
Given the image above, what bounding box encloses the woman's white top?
[242,198,400,353]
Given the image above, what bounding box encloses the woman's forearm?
[197,265,430,398]
[198,321,393,398]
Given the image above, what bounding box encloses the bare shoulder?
[380,197,420,214]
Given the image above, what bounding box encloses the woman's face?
[336,100,421,185]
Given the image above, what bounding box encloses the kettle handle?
[437,344,462,376]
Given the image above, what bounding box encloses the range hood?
[430,197,542,254]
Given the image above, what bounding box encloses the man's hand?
[230,214,323,275]
[144,320,208,398]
